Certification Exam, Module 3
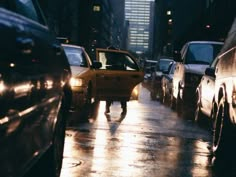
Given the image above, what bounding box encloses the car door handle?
[16,37,34,54]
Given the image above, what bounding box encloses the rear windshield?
[185,43,223,64]
[156,59,173,71]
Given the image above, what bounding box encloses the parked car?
[94,48,144,103]
[62,44,101,117]
[150,57,174,100]
[194,56,219,122]
[171,41,223,114]
[159,61,176,104]
[211,18,236,164]
[143,59,157,81]
[0,1,71,177]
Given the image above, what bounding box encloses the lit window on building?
[93,5,101,12]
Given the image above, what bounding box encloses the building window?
[93,5,101,12]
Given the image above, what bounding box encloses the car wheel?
[28,96,67,177]
[194,93,203,122]
[80,84,92,119]
[90,100,100,118]
[212,99,233,161]
[160,83,166,104]
[170,93,176,110]
[176,93,183,114]
[159,88,163,103]
[47,106,66,177]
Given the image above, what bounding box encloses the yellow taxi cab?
[63,45,144,118]
[62,44,101,115]
[94,48,144,102]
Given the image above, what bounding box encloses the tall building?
[110,0,126,49]
[125,0,155,55]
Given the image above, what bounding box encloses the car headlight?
[132,86,139,96]
[232,91,236,107]
[70,77,83,87]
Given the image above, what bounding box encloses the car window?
[169,63,176,74]
[185,43,222,64]
[157,60,173,71]
[15,0,39,22]
[0,0,46,25]
[64,47,88,67]
[98,51,139,71]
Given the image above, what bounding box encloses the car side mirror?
[205,67,215,77]
[173,51,182,62]
[92,61,102,69]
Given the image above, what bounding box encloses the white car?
[171,41,223,115]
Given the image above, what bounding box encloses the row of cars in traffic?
[0,1,144,177]
[150,18,236,165]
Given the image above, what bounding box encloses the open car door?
[94,48,144,101]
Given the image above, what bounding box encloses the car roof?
[61,43,84,50]
[145,59,157,63]
[158,58,174,61]
[218,18,236,55]
[187,41,224,45]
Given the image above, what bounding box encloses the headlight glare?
[70,77,83,87]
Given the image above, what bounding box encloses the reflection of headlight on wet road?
[70,77,83,87]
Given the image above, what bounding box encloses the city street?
[59,84,234,177]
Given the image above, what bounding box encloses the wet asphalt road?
[60,84,235,177]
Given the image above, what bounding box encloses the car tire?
[194,93,203,122]
[45,106,66,177]
[176,93,183,115]
[212,98,235,163]
[170,93,176,110]
[159,82,165,104]
[90,100,100,118]
[27,95,67,177]
[80,84,92,119]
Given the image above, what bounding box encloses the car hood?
[184,64,209,75]
[70,66,88,76]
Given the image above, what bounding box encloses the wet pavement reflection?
[60,85,235,177]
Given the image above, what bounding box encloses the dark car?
[150,58,174,100]
[210,18,236,165]
[0,1,71,177]
[159,61,176,104]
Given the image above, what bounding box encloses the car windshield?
[185,43,222,64]
[64,47,88,67]
[156,59,173,71]
[169,63,176,74]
